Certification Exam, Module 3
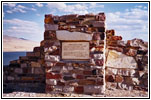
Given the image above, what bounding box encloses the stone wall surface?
[3,13,148,95]
[105,30,148,91]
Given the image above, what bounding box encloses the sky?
[3,2,149,42]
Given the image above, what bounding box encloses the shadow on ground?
[3,83,45,93]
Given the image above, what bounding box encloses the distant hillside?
[3,35,40,52]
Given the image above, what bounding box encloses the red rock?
[115,75,123,83]
[83,71,92,75]
[125,48,137,56]
[44,14,54,24]
[111,36,122,41]
[105,75,115,82]
[96,13,106,21]
[76,75,84,79]
[57,81,65,86]
[78,79,96,85]
[74,86,84,94]
[95,59,104,66]
[46,73,61,79]
[55,62,66,66]
[92,32,100,40]
[45,85,53,92]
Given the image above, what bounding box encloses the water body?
[3,52,26,66]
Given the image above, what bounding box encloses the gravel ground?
[3,89,148,98]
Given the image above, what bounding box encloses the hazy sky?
[3,2,148,42]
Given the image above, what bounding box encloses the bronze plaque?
[62,42,89,60]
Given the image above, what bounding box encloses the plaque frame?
[60,40,90,61]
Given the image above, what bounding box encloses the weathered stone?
[106,50,137,69]
[125,48,137,56]
[46,79,57,85]
[93,54,104,59]
[52,86,62,92]
[14,68,23,74]
[115,75,123,83]
[21,77,35,81]
[96,13,106,21]
[117,69,136,76]
[20,63,27,68]
[63,76,75,81]
[34,68,44,74]
[44,24,58,31]
[106,67,118,75]
[84,85,104,94]
[117,83,133,90]
[31,62,41,67]
[117,40,126,47]
[46,73,61,79]
[44,14,54,24]
[45,55,60,62]
[83,70,92,75]
[45,85,53,92]
[92,21,105,28]
[7,76,15,81]
[56,30,92,41]
[78,79,96,85]
[74,86,84,94]
[106,82,117,89]
[76,75,84,79]
[51,66,62,72]
[63,86,74,93]
[105,75,115,82]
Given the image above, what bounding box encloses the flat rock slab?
[56,30,92,41]
[106,50,137,69]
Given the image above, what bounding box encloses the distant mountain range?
[3,35,40,52]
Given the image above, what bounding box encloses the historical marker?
[62,42,89,60]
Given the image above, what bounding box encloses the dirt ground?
[3,88,148,98]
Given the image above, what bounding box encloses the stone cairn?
[3,12,148,94]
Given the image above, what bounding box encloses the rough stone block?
[105,75,115,82]
[31,62,41,67]
[93,54,104,59]
[84,85,104,94]
[21,77,35,81]
[76,75,84,79]
[46,79,57,85]
[115,75,123,83]
[106,82,117,89]
[78,79,96,85]
[83,71,92,75]
[63,86,74,93]
[63,76,75,81]
[92,21,105,27]
[105,67,118,75]
[117,83,133,91]
[44,24,58,31]
[14,68,23,74]
[117,69,136,76]
[45,55,60,62]
[34,68,44,74]
[56,30,92,41]
[74,86,84,94]
[46,73,61,79]
[21,63,27,68]
[7,76,15,81]
[106,50,137,69]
